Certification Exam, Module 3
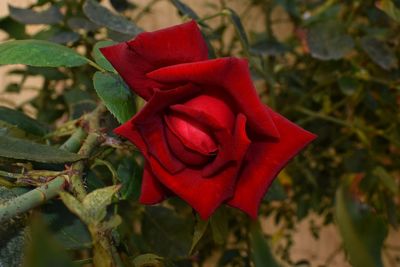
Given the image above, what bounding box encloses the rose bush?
[101,21,316,219]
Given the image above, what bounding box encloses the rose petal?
[131,111,250,220]
[139,163,168,204]
[203,113,250,177]
[165,111,218,155]
[147,58,279,138]
[149,157,242,220]
[167,105,250,177]
[183,93,235,131]
[100,20,208,100]
[114,121,170,204]
[115,84,200,174]
[138,116,185,174]
[227,109,317,218]
[114,117,147,153]
[166,104,223,155]
[165,125,211,166]
[134,84,201,123]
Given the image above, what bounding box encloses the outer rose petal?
[227,109,317,218]
[138,116,185,174]
[139,163,168,204]
[100,20,208,100]
[149,115,250,219]
[147,58,279,138]
[114,121,170,204]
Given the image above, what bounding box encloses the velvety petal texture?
[227,109,317,218]
[100,20,208,100]
[105,21,316,219]
[147,58,279,138]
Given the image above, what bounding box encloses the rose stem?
[0,175,67,222]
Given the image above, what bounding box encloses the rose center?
[165,112,217,156]
[164,94,236,166]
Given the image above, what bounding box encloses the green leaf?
[93,71,136,123]
[377,0,400,23]
[0,40,89,67]
[8,5,63,25]
[335,184,387,267]
[306,21,354,60]
[0,187,27,267]
[117,157,142,200]
[360,36,398,70]
[83,0,142,36]
[67,17,99,31]
[224,8,249,49]
[0,106,49,136]
[142,206,193,258]
[170,0,200,20]
[0,136,84,163]
[82,185,121,223]
[92,41,117,72]
[132,254,163,267]
[210,207,229,244]
[249,222,280,267]
[190,216,209,254]
[41,201,92,250]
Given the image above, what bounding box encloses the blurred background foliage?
[0,0,399,266]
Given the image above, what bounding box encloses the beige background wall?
[0,1,399,267]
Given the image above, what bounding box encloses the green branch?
[0,175,67,222]
[68,104,106,201]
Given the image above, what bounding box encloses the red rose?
[101,21,316,219]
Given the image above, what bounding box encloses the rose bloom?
[101,21,316,219]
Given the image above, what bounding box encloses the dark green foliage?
[0,0,398,266]
[93,71,136,123]
[0,136,84,163]
[142,206,194,258]
[0,40,88,67]
[83,0,142,36]
[8,5,63,25]
[0,107,49,136]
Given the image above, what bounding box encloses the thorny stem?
[59,127,87,152]
[0,175,67,222]
[0,104,123,265]
[66,104,124,267]
[69,132,102,200]
[68,104,106,201]
[0,105,106,223]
